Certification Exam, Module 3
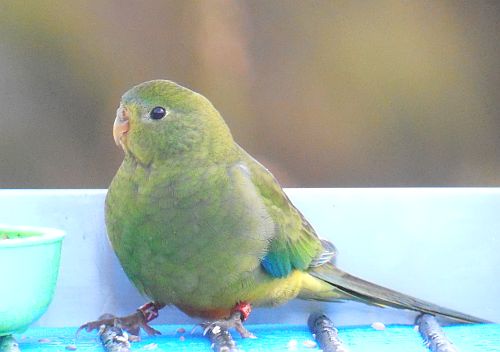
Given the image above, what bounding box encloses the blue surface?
[12,324,500,352]
[443,324,500,352]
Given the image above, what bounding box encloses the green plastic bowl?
[0,225,64,336]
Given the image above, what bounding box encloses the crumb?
[179,336,185,342]
[287,339,298,350]
[371,322,386,330]
[65,344,77,350]
[303,339,317,348]
[38,338,51,344]
[176,327,186,334]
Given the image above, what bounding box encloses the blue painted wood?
[12,324,500,352]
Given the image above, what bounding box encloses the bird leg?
[78,301,165,339]
[202,301,256,339]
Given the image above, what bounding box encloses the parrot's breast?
[105,158,278,312]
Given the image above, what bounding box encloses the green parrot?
[81,79,487,338]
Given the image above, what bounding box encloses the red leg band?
[138,302,160,322]
[231,301,252,321]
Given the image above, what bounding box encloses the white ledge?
[0,188,498,326]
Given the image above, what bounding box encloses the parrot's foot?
[202,301,256,339]
[77,302,164,339]
[203,312,256,338]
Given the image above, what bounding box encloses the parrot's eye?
[150,106,167,120]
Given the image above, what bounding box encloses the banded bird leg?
[203,301,256,338]
[78,301,165,339]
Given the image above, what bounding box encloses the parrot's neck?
[123,134,240,172]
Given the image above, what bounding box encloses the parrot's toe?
[77,314,116,335]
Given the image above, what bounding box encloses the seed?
[371,322,386,330]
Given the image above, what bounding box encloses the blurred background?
[0,1,499,188]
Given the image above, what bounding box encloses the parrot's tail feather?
[309,263,490,324]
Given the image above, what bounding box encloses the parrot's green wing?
[236,147,335,278]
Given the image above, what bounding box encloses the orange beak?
[113,105,130,147]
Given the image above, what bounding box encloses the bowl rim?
[0,225,65,247]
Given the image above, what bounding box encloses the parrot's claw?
[77,302,164,340]
[202,311,257,339]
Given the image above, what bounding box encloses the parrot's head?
[114,80,235,164]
